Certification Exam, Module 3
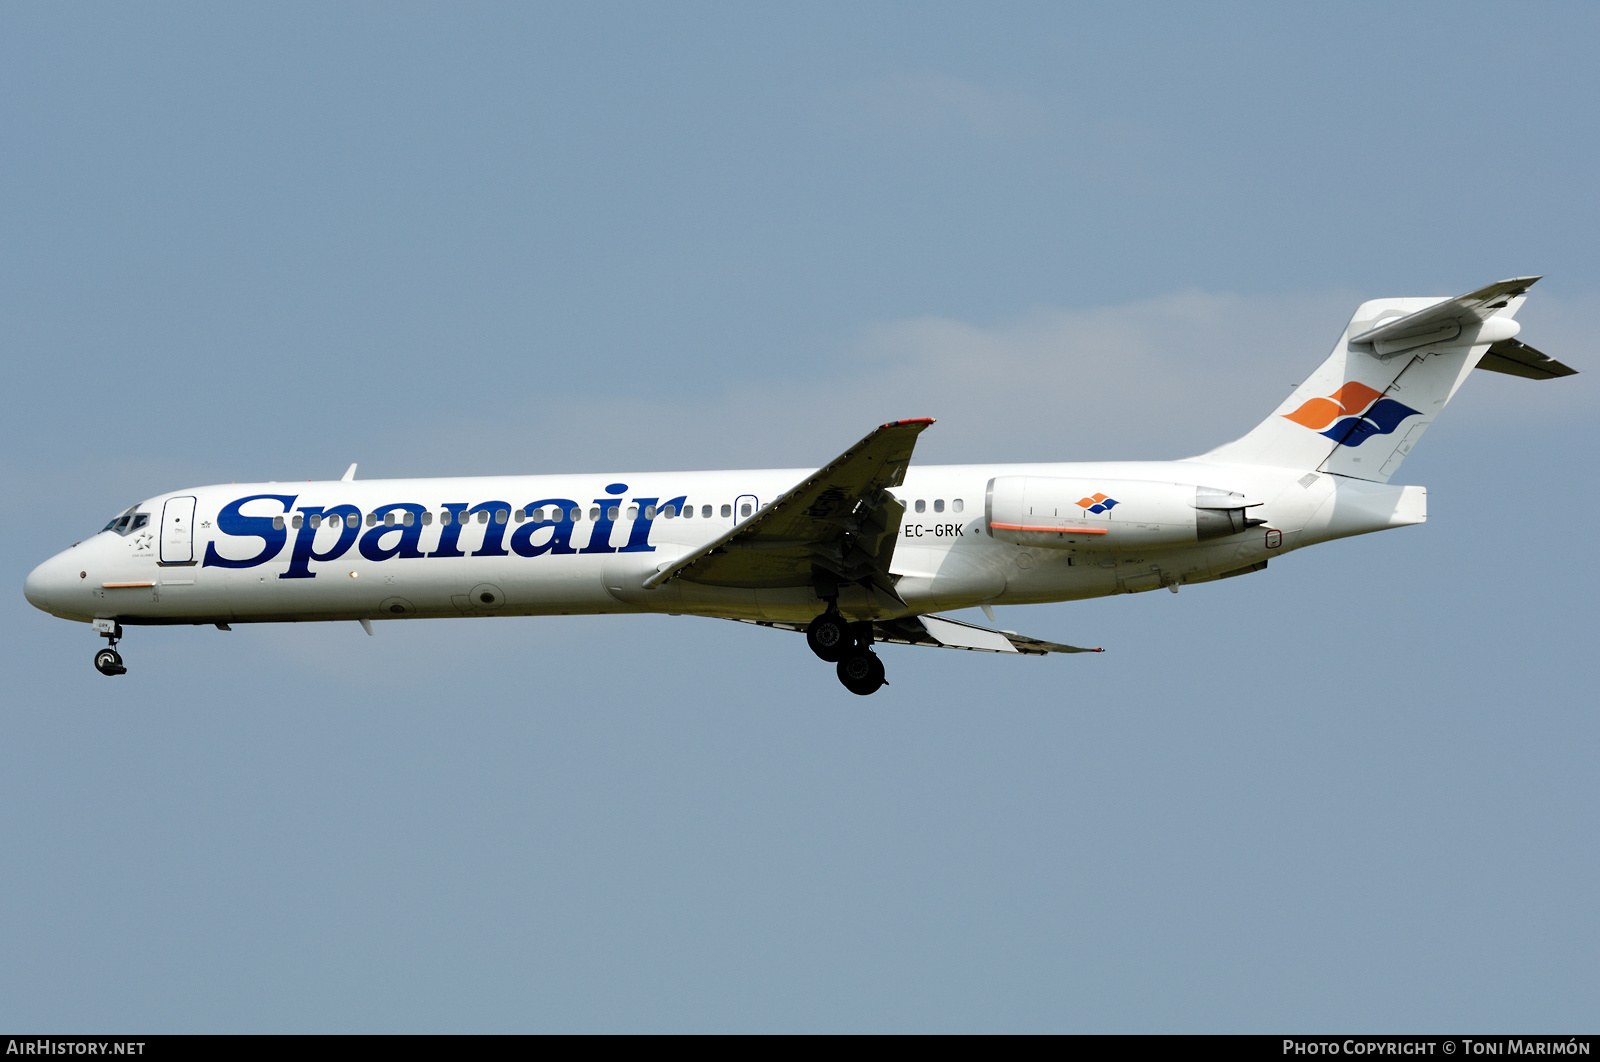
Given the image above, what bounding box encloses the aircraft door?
[734,494,759,525]
[160,496,197,565]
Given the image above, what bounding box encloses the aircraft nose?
[24,550,80,616]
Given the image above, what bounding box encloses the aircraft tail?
[1198,277,1576,481]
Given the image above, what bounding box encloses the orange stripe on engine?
[989,523,1109,534]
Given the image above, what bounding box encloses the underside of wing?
[645,418,935,598]
[733,613,1103,656]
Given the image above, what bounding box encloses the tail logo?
[1076,493,1118,514]
[1282,382,1420,447]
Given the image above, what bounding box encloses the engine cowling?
[985,477,1264,550]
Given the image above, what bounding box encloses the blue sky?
[2,3,1595,1031]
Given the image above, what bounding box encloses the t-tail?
[1200,277,1577,480]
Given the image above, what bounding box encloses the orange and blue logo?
[1282,382,1420,447]
[1076,493,1118,514]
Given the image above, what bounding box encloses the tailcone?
[1301,479,1426,545]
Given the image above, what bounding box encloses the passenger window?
[440,511,452,525]
[530,508,545,522]
[422,511,433,526]
[934,499,944,513]
[367,513,377,527]
[495,509,508,524]
[589,507,601,521]
[309,514,322,529]
[570,508,581,522]
[608,505,620,521]
[658,504,671,518]
[513,508,525,523]
[291,515,302,529]
[382,513,394,527]
[721,504,732,518]
[702,505,713,519]
[915,499,926,513]
[740,502,752,518]
[273,516,285,531]
[952,499,964,513]
[639,505,650,519]
[681,504,692,518]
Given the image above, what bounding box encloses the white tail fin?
[1198,277,1572,481]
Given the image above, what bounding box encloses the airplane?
[23,277,1577,694]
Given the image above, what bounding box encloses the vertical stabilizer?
[1198,278,1547,481]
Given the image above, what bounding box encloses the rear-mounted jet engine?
[984,477,1266,550]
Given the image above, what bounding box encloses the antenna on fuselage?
[341,463,357,482]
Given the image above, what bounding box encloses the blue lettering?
[280,504,360,579]
[358,503,428,562]
[427,503,471,558]
[618,495,687,553]
[510,498,579,557]
[202,494,297,569]
[466,500,513,557]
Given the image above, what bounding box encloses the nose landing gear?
[94,647,126,676]
[91,620,127,676]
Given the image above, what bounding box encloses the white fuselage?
[23,459,1423,628]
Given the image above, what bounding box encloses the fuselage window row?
[263,500,752,533]
[911,499,963,514]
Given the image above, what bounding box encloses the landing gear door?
[160,496,197,565]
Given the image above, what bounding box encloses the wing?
[734,613,1104,656]
[644,418,934,597]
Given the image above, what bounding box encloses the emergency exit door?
[160,496,196,565]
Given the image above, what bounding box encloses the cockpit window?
[101,506,149,536]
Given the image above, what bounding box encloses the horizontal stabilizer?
[734,613,1103,655]
[1347,276,1540,356]
[1475,338,1579,380]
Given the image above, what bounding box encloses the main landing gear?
[806,611,887,696]
[92,620,126,677]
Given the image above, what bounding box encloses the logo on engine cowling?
[1076,493,1118,514]
[1283,382,1420,447]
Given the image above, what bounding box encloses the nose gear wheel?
[94,647,126,676]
